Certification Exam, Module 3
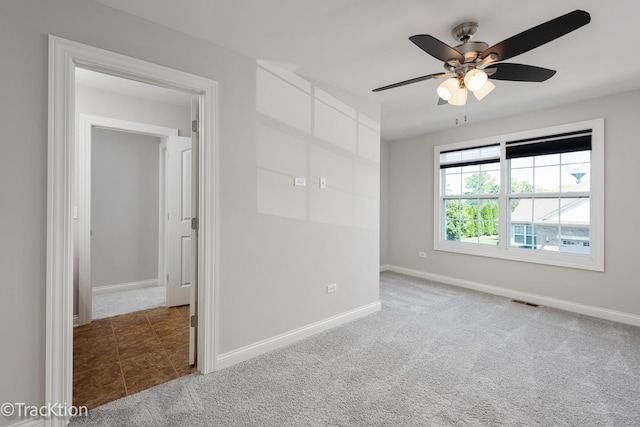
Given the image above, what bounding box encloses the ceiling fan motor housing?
[441,22,488,74]
[445,41,489,76]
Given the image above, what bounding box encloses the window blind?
[506,130,591,159]
[439,144,500,169]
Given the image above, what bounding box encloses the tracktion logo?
[1,402,88,418]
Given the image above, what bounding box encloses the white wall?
[0,0,379,422]
[386,89,640,317]
[91,128,160,288]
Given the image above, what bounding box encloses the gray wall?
[74,83,189,313]
[76,85,191,136]
[386,89,640,317]
[91,128,160,288]
[0,0,380,420]
[380,139,389,266]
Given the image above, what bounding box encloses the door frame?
[76,114,179,326]
[47,36,218,426]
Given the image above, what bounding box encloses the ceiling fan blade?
[487,63,556,82]
[409,35,465,63]
[481,10,590,61]
[372,72,450,92]
[437,97,448,106]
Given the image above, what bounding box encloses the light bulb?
[464,69,488,92]
[437,78,460,101]
[472,80,495,101]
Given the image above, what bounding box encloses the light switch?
[319,177,327,189]
[294,177,306,186]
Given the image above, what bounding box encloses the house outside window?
[434,119,604,271]
[512,224,534,246]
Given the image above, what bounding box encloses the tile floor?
[73,305,196,409]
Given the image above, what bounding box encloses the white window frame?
[433,118,604,271]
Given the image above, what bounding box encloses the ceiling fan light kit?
[464,69,488,92]
[448,86,467,106]
[436,77,460,101]
[373,10,591,107]
[473,80,495,101]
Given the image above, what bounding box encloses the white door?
[166,135,193,307]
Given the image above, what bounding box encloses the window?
[441,144,500,245]
[434,119,604,271]
[513,224,534,246]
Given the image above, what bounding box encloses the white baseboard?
[216,301,382,370]
[73,314,79,326]
[379,264,391,272]
[92,279,158,295]
[7,418,44,427]
[383,265,640,328]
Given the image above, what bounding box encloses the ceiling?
[75,67,192,107]
[94,0,640,141]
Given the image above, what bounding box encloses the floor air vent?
[511,299,539,307]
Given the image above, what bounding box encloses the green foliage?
[445,201,460,240]
[462,205,478,237]
[445,200,499,241]
[509,178,534,212]
[464,172,499,195]
[511,178,534,193]
[480,203,498,235]
[445,171,500,241]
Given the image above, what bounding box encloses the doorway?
[90,128,166,319]
[72,69,197,408]
[47,36,218,422]
[75,112,181,324]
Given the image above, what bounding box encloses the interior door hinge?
[192,119,199,133]
[191,217,199,230]
[190,315,198,328]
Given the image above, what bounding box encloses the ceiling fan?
[372,10,591,106]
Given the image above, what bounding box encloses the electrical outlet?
[327,283,337,294]
[294,177,306,186]
[319,176,327,189]
[418,252,427,258]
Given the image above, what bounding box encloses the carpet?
[92,286,166,320]
[72,272,640,426]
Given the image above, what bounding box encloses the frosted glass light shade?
[472,80,495,101]
[464,69,488,92]
[448,87,468,106]
[437,78,460,101]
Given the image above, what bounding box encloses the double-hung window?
[440,144,501,245]
[434,119,604,271]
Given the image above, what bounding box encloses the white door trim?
[47,36,218,427]
[76,114,178,326]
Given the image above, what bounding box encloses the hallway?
[73,305,195,409]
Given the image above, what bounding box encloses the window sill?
[434,241,604,272]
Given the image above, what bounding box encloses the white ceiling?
[94,0,640,141]
[75,67,192,107]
